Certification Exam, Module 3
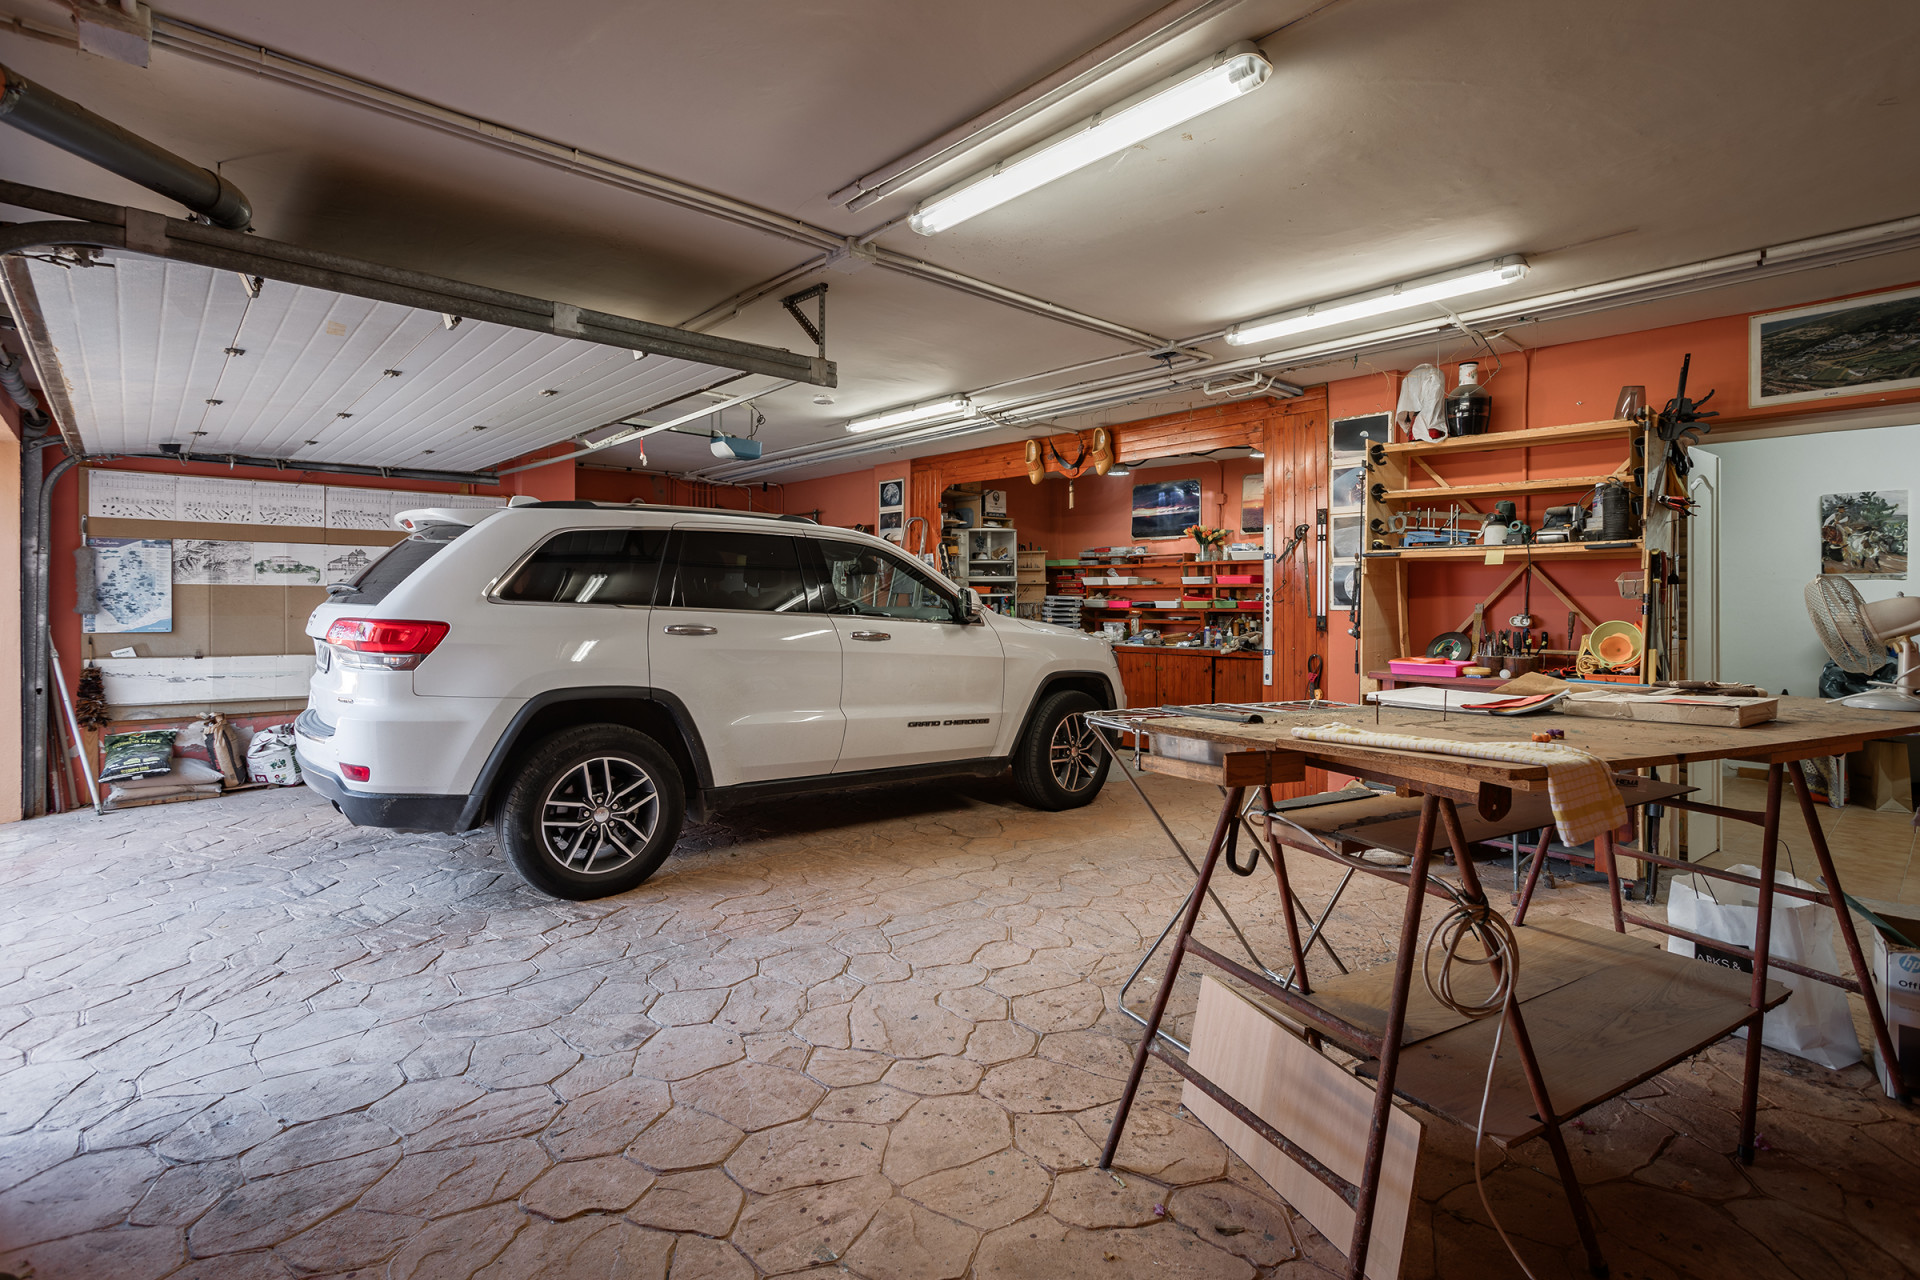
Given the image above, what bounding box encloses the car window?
[336,521,466,605]
[812,539,957,622]
[665,530,810,612]
[495,528,669,605]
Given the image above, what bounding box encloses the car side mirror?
[953,589,983,625]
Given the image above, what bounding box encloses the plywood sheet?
[96,654,313,704]
[1141,697,1920,774]
[1185,976,1421,1280]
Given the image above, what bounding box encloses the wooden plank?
[1128,698,1920,775]
[1390,923,1789,1144]
[1380,473,1618,503]
[1139,750,1307,787]
[1412,457,1482,515]
[96,654,313,704]
[1561,696,1779,728]
[1185,977,1421,1280]
[1300,917,1664,1048]
[1379,418,1636,459]
[1364,541,1643,562]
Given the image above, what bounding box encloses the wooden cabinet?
[1213,655,1263,702]
[1155,650,1215,705]
[1113,646,1264,707]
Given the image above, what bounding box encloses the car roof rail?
[517,501,815,524]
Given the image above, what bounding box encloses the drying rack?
[1084,696,1918,1280]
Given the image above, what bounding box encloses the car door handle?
[662,624,717,636]
[850,630,891,642]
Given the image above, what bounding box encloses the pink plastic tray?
[1389,657,1468,677]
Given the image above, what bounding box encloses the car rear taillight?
[323,618,450,670]
[340,764,371,782]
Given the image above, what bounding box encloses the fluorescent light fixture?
[846,396,975,434]
[910,43,1271,236]
[1226,256,1530,346]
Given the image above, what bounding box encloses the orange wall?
[1319,281,1920,702]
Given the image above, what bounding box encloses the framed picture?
[1820,490,1908,579]
[877,478,905,511]
[1131,479,1201,540]
[1330,514,1363,559]
[1330,561,1359,609]
[1752,285,1920,407]
[879,509,903,531]
[1240,473,1264,533]
[1331,412,1389,461]
[1330,464,1365,512]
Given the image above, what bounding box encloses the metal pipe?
[0,63,251,229]
[120,449,499,487]
[0,348,48,425]
[26,450,77,817]
[47,629,99,812]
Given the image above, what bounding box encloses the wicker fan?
[1804,577,1920,709]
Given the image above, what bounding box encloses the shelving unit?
[956,527,1018,614]
[1057,551,1267,642]
[1016,549,1047,620]
[1358,418,1654,689]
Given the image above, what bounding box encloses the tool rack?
[1087,696,1920,1280]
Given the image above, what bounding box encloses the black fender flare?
[455,686,713,830]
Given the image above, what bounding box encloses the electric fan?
[1804,577,1920,710]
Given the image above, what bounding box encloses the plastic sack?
[99,729,178,783]
[246,723,303,786]
[1666,865,1861,1069]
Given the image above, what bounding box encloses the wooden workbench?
[1097,696,1920,1280]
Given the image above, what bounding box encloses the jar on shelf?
[1445,361,1492,437]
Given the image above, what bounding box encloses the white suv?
[296,502,1121,898]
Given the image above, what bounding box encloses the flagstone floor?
[0,774,1913,1280]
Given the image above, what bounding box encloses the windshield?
[331,521,467,605]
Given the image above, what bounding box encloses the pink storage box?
[1388,657,1468,677]
[1215,574,1256,584]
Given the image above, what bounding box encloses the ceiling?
[15,250,747,470]
[3,0,1919,479]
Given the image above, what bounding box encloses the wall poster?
[877,476,906,543]
[1753,285,1920,407]
[1130,479,1201,540]
[1240,473,1264,534]
[84,538,173,633]
[1819,490,1908,579]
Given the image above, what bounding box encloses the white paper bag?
[246,724,304,786]
[1666,865,1861,1069]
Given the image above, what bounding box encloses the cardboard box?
[1847,740,1913,813]
[1869,902,1920,1097]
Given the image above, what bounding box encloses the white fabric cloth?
[1395,364,1447,442]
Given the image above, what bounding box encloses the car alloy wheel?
[538,755,659,874]
[1047,711,1102,794]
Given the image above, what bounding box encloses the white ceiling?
[20,251,742,469]
[3,0,1919,478]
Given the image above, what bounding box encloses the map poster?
[172,539,255,585]
[85,538,174,633]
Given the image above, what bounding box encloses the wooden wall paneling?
[1155,650,1215,705]
[1115,649,1157,707]
[1215,658,1261,702]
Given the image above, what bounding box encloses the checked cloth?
[1288,722,1628,846]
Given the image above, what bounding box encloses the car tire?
[495,724,686,899]
[1011,690,1110,810]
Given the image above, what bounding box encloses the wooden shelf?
[1376,473,1625,503]
[1379,418,1637,459]
[1363,540,1641,561]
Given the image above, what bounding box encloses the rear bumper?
[300,756,466,831]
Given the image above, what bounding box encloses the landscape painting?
[1753,285,1920,407]
[1131,479,1201,540]
[1820,490,1908,579]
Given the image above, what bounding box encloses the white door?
[650,526,844,786]
[1687,448,1722,856]
[809,538,1005,773]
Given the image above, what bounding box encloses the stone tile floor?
[0,773,1915,1280]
